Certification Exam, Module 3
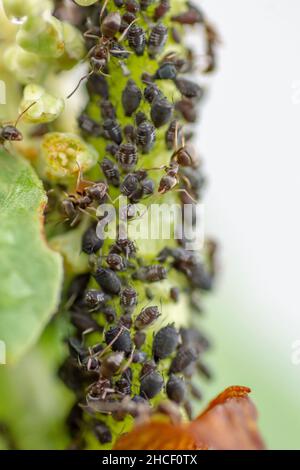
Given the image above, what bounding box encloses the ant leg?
[119,346,135,374]
[97,325,127,358]
[67,70,94,99]
[181,174,192,189]
[100,0,109,21]
[175,188,198,204]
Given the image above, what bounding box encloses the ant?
[0,102,36,151]
[67,2,136,99]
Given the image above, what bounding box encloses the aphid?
[109,40,131,59]
[120,12,136,33]
[119,313,133,329]
[68,337,88,361]
[114,0,124,6]
[106,142,119,157]
[100,157,121,187]
[180,327,211,354]
[105,326,132,354]
[110,237,136,258]
[175,98,197,123]
[100,351,125,378]
[171,6,204,25]
[141,178,155,196]
[144,83,162,104]
[123,124,136,143]
[106,253,126,271]
[166,375,187,404]
[87,74,109,99]
[133,264,167,282]
[67,273,90,308]
[84,289,109,310]
[171,27,181,44]
[71,311,101,334]
[134,306,160,330]
[136,119,156,153]
[100,100,117,120]
[132,350,147,364]
[148,23,168,58]
[150,95,173,128]
[122,79,142,116]
[102,305,117,324]
[93,421,112,444]
[82,225,104,254]
[103,119,122,144]
[152,324,179,361]
[78,113,102,136]
[120,286,138,313]
[197,361,212,380]
[188,262,213,290]
[117,143,138,172]
[153,0,170,21]
[85,181,109,203]
[141,359,156,377]
[125,0,140,13]
[133,330,146,349]
[66,404,83,439]
[140,370,164,399]
[203,21,220,73]
[128,24,146,56]
[94,267,122,295]
[170,286,180,302]
[169,346,197,373]
[115,377,131,395]
[190,383,203,400]
[165,120,182,150]
[139,0,153,10]
[154,62,177,80]
[174,78,203,100]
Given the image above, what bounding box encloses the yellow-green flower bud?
[16,16,65,58]
[74,0,98,6]
[41,132,98,181]
[2,0,53,23]
[3,45,48,84]
[19,84,64,124]
[58,22,86,70]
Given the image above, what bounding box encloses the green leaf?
[0,150,63,363]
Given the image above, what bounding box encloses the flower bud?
[16,16,65,58]
[41,132,98,181]
[58,22,85,70]
[2,0,53,23]
[3,45,48,84]
[19,84,64,124]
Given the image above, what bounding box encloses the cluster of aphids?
[56,0,218,447]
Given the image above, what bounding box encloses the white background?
[197,0,300,448]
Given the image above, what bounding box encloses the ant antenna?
[67,70,94,100]
[15,101,37,127]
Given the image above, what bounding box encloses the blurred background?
[0,0,300,450]
[200,0,300,450]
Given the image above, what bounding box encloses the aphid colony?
[57,0,218,448]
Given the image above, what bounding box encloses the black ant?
[67,3,136,99]
[0,102,36,151]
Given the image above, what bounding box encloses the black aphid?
[133,264,167,282]
[169,346,197,373]
[114,0,124,6]
[133,350,147,363]
[122,80,142,116]
[128,24,146,56]
[141,359,156,377]
[150,96,173,128]
[93,421,112,445]
[136,120,156,153]
[115,377,131,395]
[120,173,139,197]
[78,113,101,136]
[144,83,162,103]
[94,268,122,295]
[165,119,181,150]
[141,178,155,196]
[102,306,117,324]
[175,98,197,123]
[140,370,164,399]
[100,158,121,187]
[105,142,119,157]
[103,119,122,145]
[84,289,109,309]
[117,143,138,172]
[106,253,126,271]
[148,23,168,57]
[174,78,203,99]
[82,226,103,254]
[134,305,160,330]
[166,375,187,403]
[87,75,109,99]
[71,312,100,334]
[100,100,116,120]
[153,324,179,361]
[170,287,180,302]
[125,0,140,13]
[154,62,177,80]
[133,330,146,349]
[105,326,132,354]
[139,0,152,10]
[171,6,204,25]
[120,286,138,313]
[153,0,170,21]
[123,124,136,143]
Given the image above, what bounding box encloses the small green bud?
[19,84,64,124]
[16,16,65,58]
[2,0,53,23]
[41,132,98,181]
[3,45,48,84]
[74,0,98,6]
[58,22,86,70]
